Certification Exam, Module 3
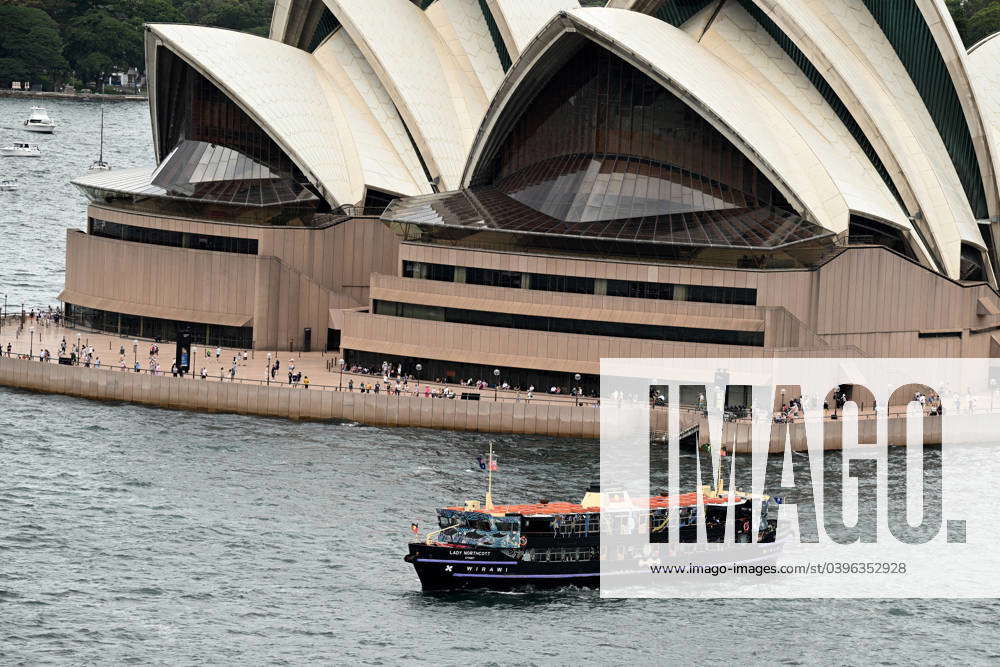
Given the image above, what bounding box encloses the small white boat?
[0,142,41,158]
[0,178,17,191]
[89,107,110,171]
[23,107,55,133]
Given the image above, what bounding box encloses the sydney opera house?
[63,0,1000,391]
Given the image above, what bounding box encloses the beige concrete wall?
[63,229,257,325]
[86,205,398,304]
[0,356,603,438]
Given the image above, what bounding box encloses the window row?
[402,260,756,305]
[64,304,253,349]
[89,218,259,255]
[373,300,765,347]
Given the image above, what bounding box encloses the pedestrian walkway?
[0,318,599,407]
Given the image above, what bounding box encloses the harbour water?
[0,97,153,308]
[2,98,999,664]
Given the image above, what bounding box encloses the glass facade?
[343,349,599,395]
[847,215,915,261]
[373,300,765,346]
[474,42,792,221]
[653,1,715,27]
[384,42,838,268]
[154,48,322,213]
[861,0,988,220]
[306,7,341,52]
[960,243,987,282]
[88,218,258,255]
[65,304,253,349]
[477,0,511,71]
[401,260,757,305]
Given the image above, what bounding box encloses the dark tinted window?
[374,300,764,347]
[89,218,258,255]
[465,267,522,289]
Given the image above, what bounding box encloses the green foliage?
[0,0,274,88]
[0,5,68,83]
[948,0,1000,46]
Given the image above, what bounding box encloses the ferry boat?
[23,107,55,133]
[0,142,40,158]
[405,448,781,591]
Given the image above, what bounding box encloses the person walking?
[303,376,310,389]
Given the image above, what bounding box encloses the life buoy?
[519,536,528,547]
[742,520,750,533]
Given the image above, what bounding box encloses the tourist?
[348,379,354,392]
[303,376,310,389]
[201,367,207,379]
[215,346,222,359]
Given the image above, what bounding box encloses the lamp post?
[574,373,581,405]
[76,333,81,363]
[132,339,138,366]
[338,357,345,390]
[493,368,500,401]
[29,326,34,358]
[415,363,422,382]
[1,293,5,333]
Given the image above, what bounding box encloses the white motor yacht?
[0,178,18,191]
[23,107,55,133]
[0,142,41,158]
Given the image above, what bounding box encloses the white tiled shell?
[469,8,851,234]
[917,0,998,220]
[754,0,985,278]
[425,0,506,100]
[323,0,488,190]
[695,3,914,235]
[149,24,363,206]
[313,31,430,197]
[488,0,580,55]
[967,33,1000,217]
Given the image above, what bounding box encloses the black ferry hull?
[406,543,599,591]
[405,538,784,591]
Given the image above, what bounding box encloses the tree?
[967,3,1000,44]
[0,5,68,86]
[947,0,1000,45]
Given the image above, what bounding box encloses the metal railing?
[0,352,603,406]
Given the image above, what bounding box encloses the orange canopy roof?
[447,493,742,516]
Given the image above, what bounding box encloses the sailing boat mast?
[98,106,104,164]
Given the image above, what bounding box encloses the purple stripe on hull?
[417,559,518,565]
[454,572,600,579]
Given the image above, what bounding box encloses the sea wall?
[0,89,147,101]
[0,357,602,438]
[705,415,943,452]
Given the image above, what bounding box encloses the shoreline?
[0,90,147,102]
